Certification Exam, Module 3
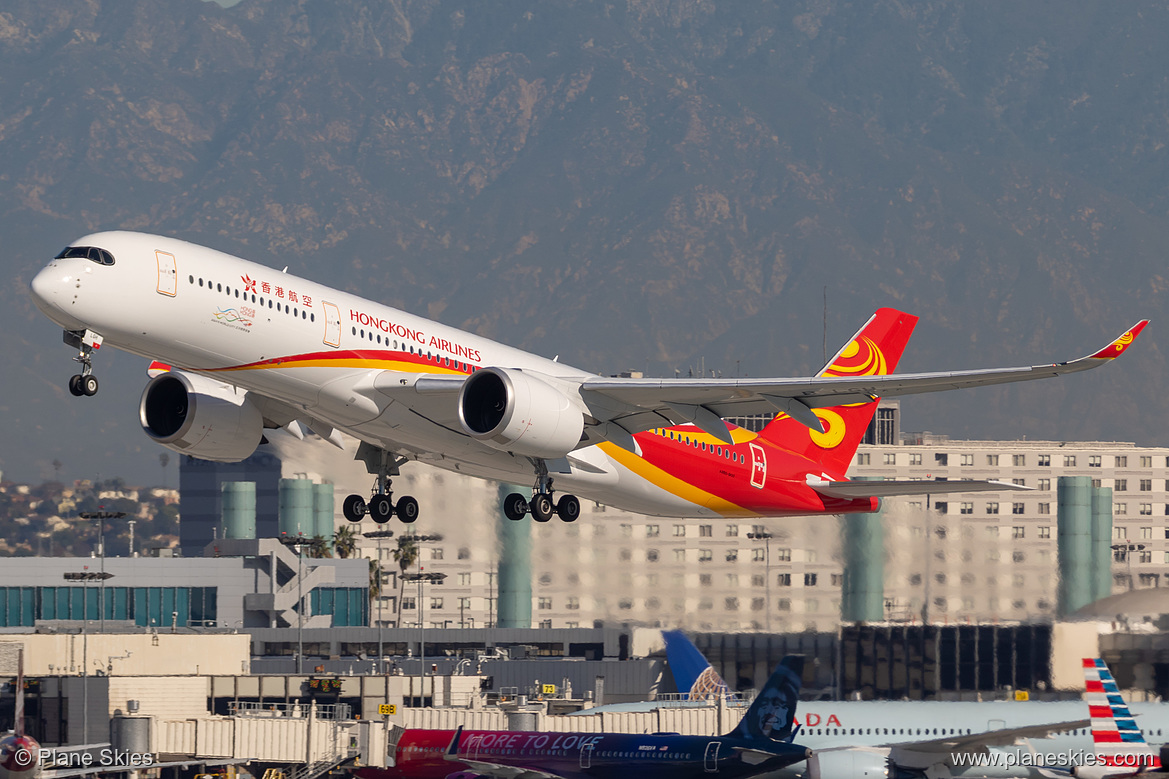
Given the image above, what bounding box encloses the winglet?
[1087,321,1149,361]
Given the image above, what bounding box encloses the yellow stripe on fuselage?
[598,441,753,517]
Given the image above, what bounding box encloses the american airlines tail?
[756,308,918,475]
[1082,658,1163,777]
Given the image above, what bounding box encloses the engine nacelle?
[139,371,263,462]
[808,749,892,779]
[457,367,585,459]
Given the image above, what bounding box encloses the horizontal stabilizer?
[808,476,1031,499]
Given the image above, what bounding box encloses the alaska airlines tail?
[756,308,918,475]
[729,656,804,742]
[1083,658,1162,776]
[662,630,729,700]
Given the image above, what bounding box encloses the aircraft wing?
[883,719,1090,770]
[578,321,1148,439]
[807,477,1031,499]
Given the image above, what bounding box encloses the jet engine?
[0,733,40,774]
[807,749,892,779]
[139,371,263,462]
[457,367,585,459]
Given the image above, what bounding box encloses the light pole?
[79,510,126,633]
[279,534,308,673]
[748,531,773,631]
[363,529,395,673]
[401,571,446,683]
[1111,543,1145,591]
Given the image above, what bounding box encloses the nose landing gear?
[64,329,102,397]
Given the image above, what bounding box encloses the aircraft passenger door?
[155,251,177,297]
[579,743,594,769]
[749,442,767,489]
[322,301,341,347]
[704,741,720,772]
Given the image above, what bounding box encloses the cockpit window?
[55,246,115,265]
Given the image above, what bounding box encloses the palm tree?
[391,534,419,627]
[368,558,382,605]
[333,525,358,559]
[305,535,332,558]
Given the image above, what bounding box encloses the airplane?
[0,649,39,778]
[29,231,1148,524]
[1054,657,1166,779]
[355,657,810,779]
[574,632,1169,779]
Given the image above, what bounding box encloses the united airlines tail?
[755,308,918,475]
[662,630,730,700]
[729,656,803,742]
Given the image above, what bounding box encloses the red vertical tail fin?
[756,308,918,475]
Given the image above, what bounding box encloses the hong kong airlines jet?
[29,232,1147,524]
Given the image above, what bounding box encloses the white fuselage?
[28,231,718,517]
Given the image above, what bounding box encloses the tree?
[368,558,382,605]
[305,535,333,559]
[332,525,357,559]
[391,535,419,627]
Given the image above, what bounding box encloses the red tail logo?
[757,308,918,475]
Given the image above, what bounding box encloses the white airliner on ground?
[29,232,1147,523]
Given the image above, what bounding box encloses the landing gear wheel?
[530,493,555,523]
[396,496,419,523]
[369,494,394,523]
[503,492,529,521]
[342,494,367,522]
[81,375,98,396]
[69,375,84,396]
[556,494,581,522]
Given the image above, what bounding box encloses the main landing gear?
[64,330,100,397]
[344,445,419,524]
[502,459,581,523]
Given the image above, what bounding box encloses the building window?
[777,573,792,586]
[698,549,713,562]
[1115,503,1128,515]
[776,548,792,562]
[699,524,712,537]
[1140,551,1153,564]
[1141,527,1154,539]
[1115,479,1128,491]
[430,597,443,609]
[538,619,552,628]
[1089,455,1101,467]
[1039,526,1051,539]
[458,573,472,586]
[724,597,740,610]
[856,453,871,465]
[1140,504,1153,516]
[752,549,766,562]
[961,454,974,466]
[402,597,416,610]
[1116,455,1128,467]
[699,574,712,586]
[751,597,765,611]
[1140,456,1152,468]
[935,453,948,466]
[1141,479,1152,491]
[960,502,974,515]
[884,453,897,465]
[1013,454,1026,466]
[1038,502,1051,514]
[751,574,765,587]
[1012,502,1025,515]
[777,599,791,612]
[987,454,999,466]
[1064,455,1076,467]
[726,524,739,537]
[726,549,738,562]
[1115,527,1128,539]
[675,549,687,562]
[673,524,686,536]
[646,549,659,562]
[1037,479,1051,491]
[646,524,659,537]
[910,453,922,465]
[935,501,948,513]
[831,573,843,586]
[566,597,579,610]
[986,502,999,515]
[804,573,818,587]
[1036,454,1050,466]
[1012,551,1025,563]
[1012,526,1025,539]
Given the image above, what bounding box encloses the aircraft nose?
[29,263,60,310]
